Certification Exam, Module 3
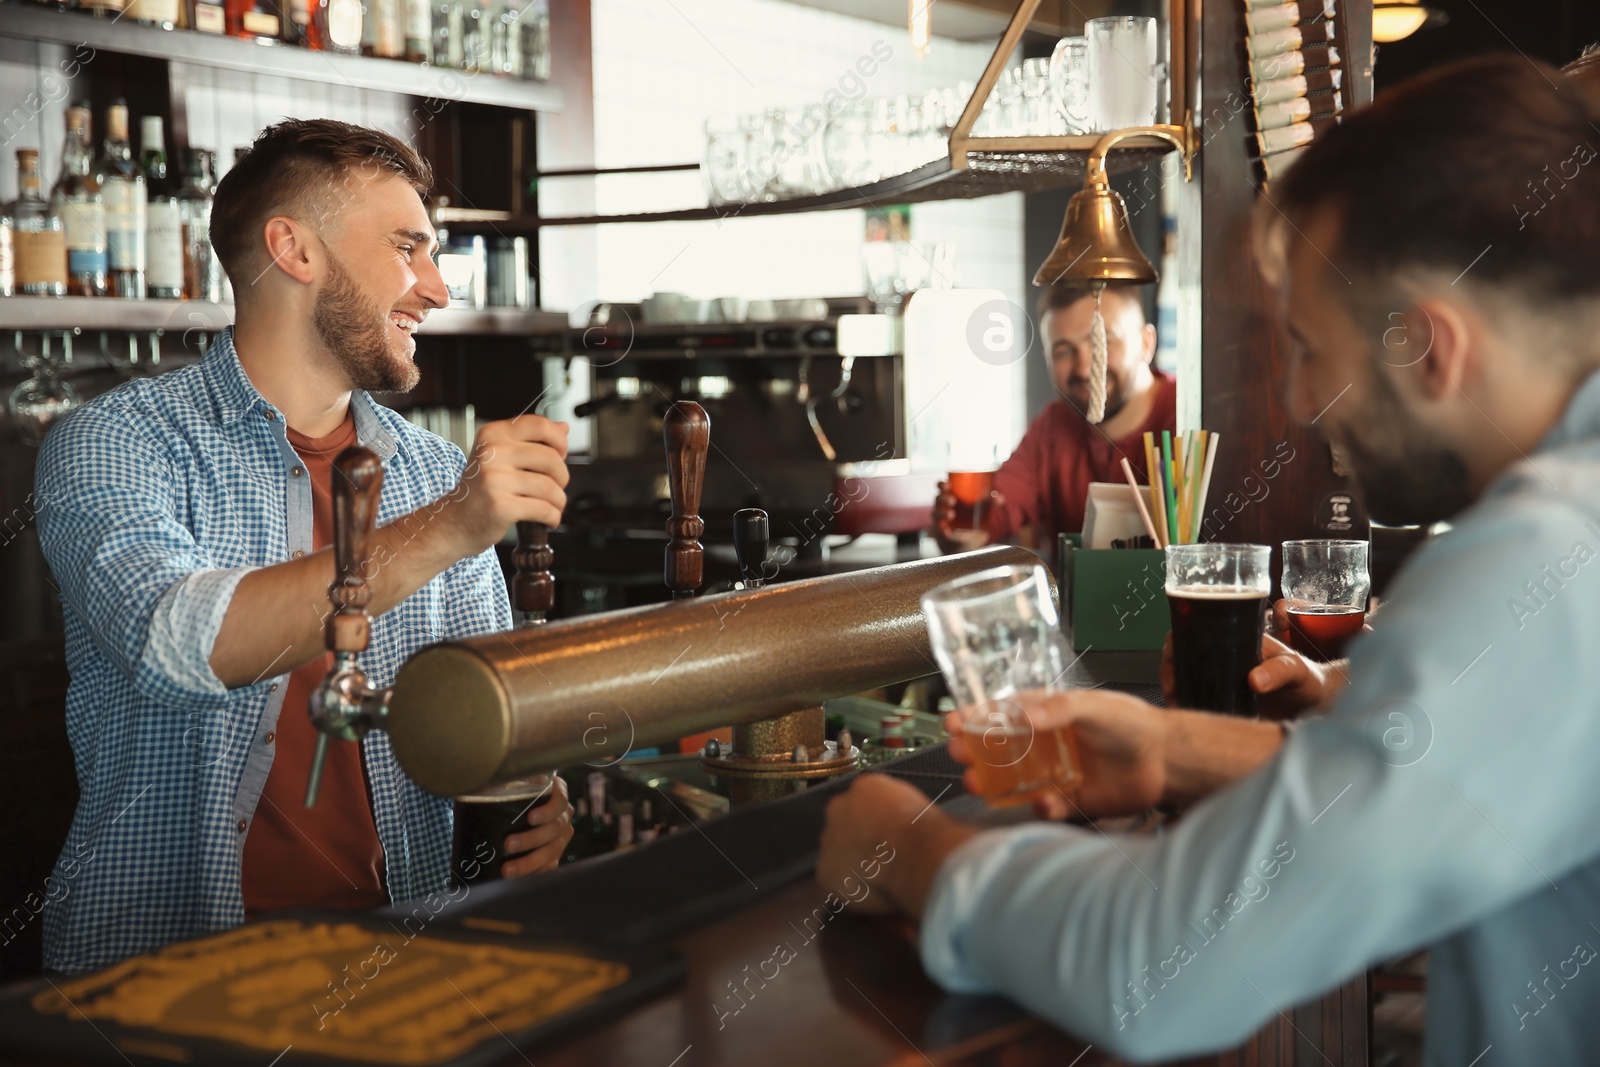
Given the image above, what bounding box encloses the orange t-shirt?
[241,413,388,917]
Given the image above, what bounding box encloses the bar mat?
[0,914,681,1067]
[1097,680,1167,707]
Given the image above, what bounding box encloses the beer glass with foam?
[1281,539,1370,662]
[1165,544,1272,715]
[922,564,1080,805]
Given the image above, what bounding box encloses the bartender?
[821,56,1600,1062]
[933,284,1176,553]
[34,119,573,975]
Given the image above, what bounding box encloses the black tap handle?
[732,508,769,588]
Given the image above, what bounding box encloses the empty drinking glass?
[922,563,1080,806]
[1050,36,1091,134]
[1087,15,1160,131]
[1020,57,1055,136]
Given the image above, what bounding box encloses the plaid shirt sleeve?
[35,399,255,709]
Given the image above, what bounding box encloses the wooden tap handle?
[663,400,710,598]
[326,446,384,654]
[512,521,555,623]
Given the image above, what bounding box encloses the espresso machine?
[305,398,1041,812]
[550,301,944,613]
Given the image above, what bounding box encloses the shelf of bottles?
[0,1,563,112]
[0,98,561,337]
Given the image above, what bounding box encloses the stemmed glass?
[9,331,82,447]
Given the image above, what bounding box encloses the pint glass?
[922,564,1080,805]
[1281,539,1370,661]
[1165,544,1271,715]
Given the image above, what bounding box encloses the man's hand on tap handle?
[208,414,570,690]
[441,415,571,556]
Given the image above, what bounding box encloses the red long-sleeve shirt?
[992,370,1177,539]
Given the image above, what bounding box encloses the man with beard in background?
[933,284,1175,553]
[819,56,1600,1062]
[35,120,573,974]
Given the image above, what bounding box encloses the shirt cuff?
[146,566,260,698]
[919,822,1085,993]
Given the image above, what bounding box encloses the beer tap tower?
[304,452,557,808]
[305,406,1033,811]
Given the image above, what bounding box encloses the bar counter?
[0,662,1367,1067]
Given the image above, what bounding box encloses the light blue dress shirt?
[33,329,512,974]
[921,369,1600,1065]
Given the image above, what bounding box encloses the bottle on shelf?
[517,0,549,81]
[99,101,147,300]
[431,0,461,70]
[227,0,282,42]
[51,104,106,299]
[487,0,518,76]
[142,117,184,301]
[189,0,227,33]
[11,150,67,298]
[457,0,485,73]
[320,0,363,55]
[178,147,218,303]
[562,795,591,863]
[282,0,320,47]
[364,0,404,58]
[128,0,183,29]
[404,0,431,63]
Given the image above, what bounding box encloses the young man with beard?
[818,56,1600,1062]
[34,120,573,974]
[933,285,1175,552]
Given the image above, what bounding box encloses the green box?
[1063,547,1169,652]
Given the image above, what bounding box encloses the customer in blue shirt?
[35,120,573,973]
[818,56,1600,1063]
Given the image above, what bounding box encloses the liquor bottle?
[364,0,403,57]
[635,798,659,844]
[404,0,431,62]
[282,0,319,46]
[517,0,549,81]
[227,0,282,41]
[51,105,106,298]
[141,117,183,301]
[189,0,227,33]
[99,101,147,300]
[11,150,67,297]
[178,148,218,303]
[128,0,182,28]
[457,0,484,72]
[431,0,461,69]
[487,0,518,76]
[320,0,362,54]
[562,796,591,863]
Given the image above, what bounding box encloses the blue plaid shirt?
[35,328,511,973]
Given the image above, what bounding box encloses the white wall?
[549,0,1029,451]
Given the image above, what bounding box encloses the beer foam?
[1165,585,1268,600]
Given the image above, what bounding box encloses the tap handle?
[512,521,555,626]
[732,508,769,588]
[663,400,710,598]
[326,446,384,653]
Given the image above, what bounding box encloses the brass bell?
[1032,125,1191,289]
[1032,176,1157,288]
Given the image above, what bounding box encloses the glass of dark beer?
[1165,543,1271,715]
[1281,539,1370,662]
[452,774,555,884]
[922,564,1080,805]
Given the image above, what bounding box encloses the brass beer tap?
[306,447,392,807]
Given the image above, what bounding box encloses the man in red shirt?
[934,285,1177,552]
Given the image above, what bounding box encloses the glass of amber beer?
[922,564,1080,806]
[1165,544,1271,715]
[1281,539,1370,662]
